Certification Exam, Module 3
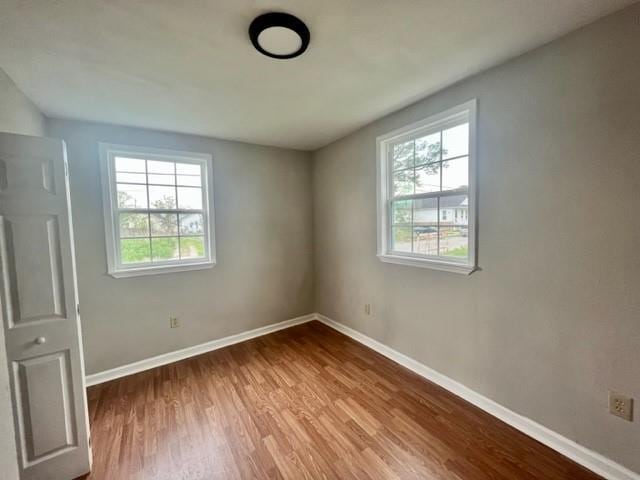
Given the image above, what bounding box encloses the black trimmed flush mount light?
[249,12,310,59]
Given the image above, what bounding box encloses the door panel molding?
[12,350,77,466]
[0,214,67,328]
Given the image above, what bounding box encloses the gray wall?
[0,68,45,137]
[47,120,314,375]
[0,67,44,480]
[312,4,640,473]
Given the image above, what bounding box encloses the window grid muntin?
[112,155,209,268]
[386,120,469,262]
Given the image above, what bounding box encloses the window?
[376,100,476,274]
[99,143,215,277]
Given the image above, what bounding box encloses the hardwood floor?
[84,321,601,479]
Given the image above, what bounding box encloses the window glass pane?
[412,197,438,226]
[176,163,201,175]
[442,123,469,159]
[148,185,177,209]
[115,157,145,173]
[391,226,412,253]
[180,236,205,259]
[147,160,175,174]
[116,172,146,184]
[392,169,415,197]
[177,187,203,210]
[391,200,412,225]
[415,163,440,194]
[439,194,468,225]
[415,132,440,165]
[179,213,204,235]
[117,183,148,208]
[151,237,179,261]
[441,157,468,191]
[119,213,149,238]
[177,174,201,187]
[120,238,151,264]
[439,226,468,258]
[150,213,178,236]
[148,173,175,185]
[391,140,414,170]
[413,226,438,256]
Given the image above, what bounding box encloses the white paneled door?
[0,133,91,479]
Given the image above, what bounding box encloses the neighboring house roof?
[415,195,468,209]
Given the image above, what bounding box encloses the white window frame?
[376,99,477,275]
[99,143,216,278]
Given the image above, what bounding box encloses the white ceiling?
[0,0,633,150]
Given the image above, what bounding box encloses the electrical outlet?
[364,304,371,315]
[169,317,180,328]
[609,391,633,421]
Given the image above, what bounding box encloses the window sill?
[108,261,216,278]
[378,254,476,275]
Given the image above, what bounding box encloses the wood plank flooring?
[83,321,602,479]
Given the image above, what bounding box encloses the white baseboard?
[314,313,639,480]
[85,313,316,387]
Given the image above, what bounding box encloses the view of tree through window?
[389,121,470,259]
[114,156,206,264]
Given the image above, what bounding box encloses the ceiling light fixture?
[249,12,310,59]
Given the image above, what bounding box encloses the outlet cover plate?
[609,391,633,421]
